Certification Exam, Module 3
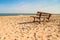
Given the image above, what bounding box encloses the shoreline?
[0,14,60,16]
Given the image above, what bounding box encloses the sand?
[0,15,60,40]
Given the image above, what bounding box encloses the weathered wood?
[32,11,52,23]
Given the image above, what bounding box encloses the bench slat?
[32,12,52,23]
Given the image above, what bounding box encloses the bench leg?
[38,18,41,23]
[46,18,49,22]
[33,17,35,22]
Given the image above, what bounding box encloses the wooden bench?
[32,12,52,23]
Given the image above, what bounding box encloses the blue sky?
[0,0,60,14]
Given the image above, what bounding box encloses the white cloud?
[0,2,60,14]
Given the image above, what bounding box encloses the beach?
[0,15,60,40]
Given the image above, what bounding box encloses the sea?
[0,13,35,16]
[0,13,60,16]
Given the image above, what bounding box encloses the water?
[0,13,60,16]
[0,13,35,16]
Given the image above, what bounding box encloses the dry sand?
[0,15,60,40]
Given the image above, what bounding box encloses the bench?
[32,12,52,23]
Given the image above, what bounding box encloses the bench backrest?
[36,12,52,19]
[36,12,42,17]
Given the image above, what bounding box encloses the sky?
[0,0,60,14]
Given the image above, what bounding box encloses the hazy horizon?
[0,0,60,14]
[0,12,60,14]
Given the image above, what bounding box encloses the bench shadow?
[18,21,38,24]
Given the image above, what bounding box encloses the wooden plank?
[32,11,52,23]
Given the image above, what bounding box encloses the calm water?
[0,13,60,16]
[0,13,35,16]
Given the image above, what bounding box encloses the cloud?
[40,6,60,13]
[0,0,60,14]
[0,4,60,14]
